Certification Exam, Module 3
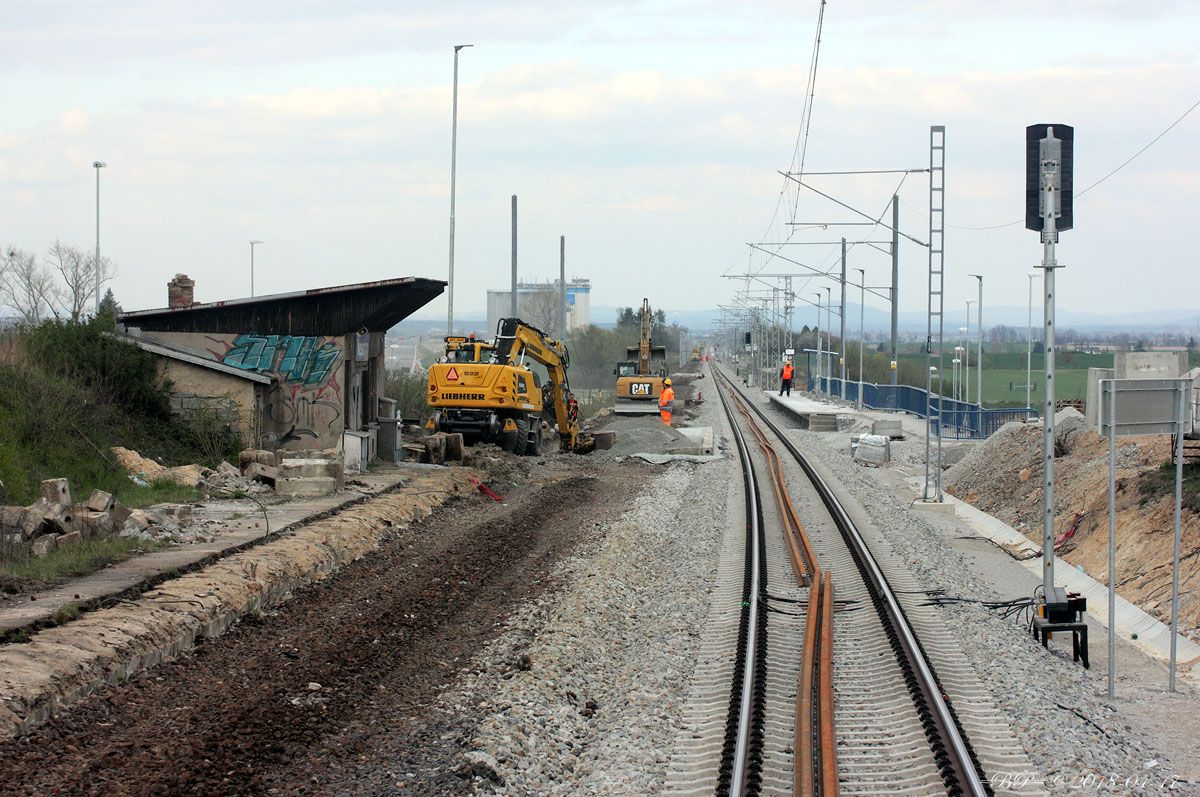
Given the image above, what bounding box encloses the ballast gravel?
[774,406,1196,796]
[429,401,732,795]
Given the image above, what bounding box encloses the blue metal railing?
[805,376,1034,440]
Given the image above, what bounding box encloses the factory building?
[486,278,590,337]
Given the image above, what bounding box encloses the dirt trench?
[0,462,650,796]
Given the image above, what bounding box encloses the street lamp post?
[446,43,474,337]
[249,240,263,296]
[856,267,865,410]
[93,161,106,315]
[1027,272,1041,413]
[969,274,983,410]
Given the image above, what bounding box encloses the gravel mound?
[598,414,695,458]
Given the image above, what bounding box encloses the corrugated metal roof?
[119,276,445,336]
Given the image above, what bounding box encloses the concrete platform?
[0,469,412,635]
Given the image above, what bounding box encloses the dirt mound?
[945,407,1199,642]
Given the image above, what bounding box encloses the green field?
[895,351,1108,407]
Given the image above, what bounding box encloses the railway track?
[667,366,1017,796]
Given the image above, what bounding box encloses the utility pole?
[890,194,899,385]
[856,267,865,410]
[559,235,566,340]
[972,274,983,408]
[814,292,822,393]
[824,286,832,394]
[510,195,518,318]
[840,238,847,399]
[249,240,262,297]
[1040,157,1060,596]
[446,44,473,336]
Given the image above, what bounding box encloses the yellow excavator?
[614,298,668,415]
[427,319,612,454]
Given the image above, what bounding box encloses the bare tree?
[45,240,114,322]
[519,287,563,334]
[0,247,59,325]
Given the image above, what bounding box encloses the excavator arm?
[493,318,610,452]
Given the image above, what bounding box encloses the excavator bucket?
[613,399,662,416]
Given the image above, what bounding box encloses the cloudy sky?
[2,1,1197,326]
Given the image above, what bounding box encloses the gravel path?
[763,401,1198,796]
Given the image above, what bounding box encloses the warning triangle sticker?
[446,366,460,380]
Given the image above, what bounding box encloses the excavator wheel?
[522,423,542,456]
[511,416,530,456]
[497,418,520,454]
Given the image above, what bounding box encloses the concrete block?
[444,433,465,462]
[238,449,276,471]
[244,463,279,487]
[912,499,956,515]
[0,506,22,531]
[109,500,132,527]
[871,419,905,440]
[275,477,338,497]
[852,434,890,466]
[57,530,83,548]
[278,459,342,480]
[80,511,114,539]
[40,505,73,536]
[423,436,446,466]
[18,505,47,540]
[39,479,72,508]
[1115,351,1188,380]
[807,413,839,432]
[85,490,115,513]
[30,535,58,558]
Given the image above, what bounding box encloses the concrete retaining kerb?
[907,476,1200,685]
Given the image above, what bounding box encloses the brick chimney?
[167,274,195,308]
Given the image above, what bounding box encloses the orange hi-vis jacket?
[782,363,795,380]
[659,385,675,409]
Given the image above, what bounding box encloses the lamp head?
[93,161,106,168]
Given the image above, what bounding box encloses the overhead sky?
[2,1,1197,326]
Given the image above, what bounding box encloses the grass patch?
[119,478,204,509]
[0,536,165,595]
[1138,461,1200,514]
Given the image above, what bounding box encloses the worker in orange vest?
[659,378,675,425]
[779,359,795,397]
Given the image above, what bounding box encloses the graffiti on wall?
[221,334,341,386]
[209,333,344,447]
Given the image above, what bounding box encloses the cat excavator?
[427,319,613,454]
[614,298,668,415]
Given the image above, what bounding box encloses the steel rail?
[715,368,989,797]
[731,392,819,586]
[714,368,767,797]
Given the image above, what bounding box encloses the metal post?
[857,267,865,410]
[249,240,262,297]
[1027,275,1034,411]
[446,44,472,336]
[1107,379,1116,698]
[510,194,518,318]
[1169,384,1186,691]
[890,194,899,386]
[924,125,946,501]
[824,286,832,395]
[964,305,972,405]
[93,161,106,315]
[1040,172,1058,597]
[814,292,822,393]
[559,235,566,340]
[840,238,847,399]
[976,276,983,409]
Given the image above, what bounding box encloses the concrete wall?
[157,359,262,446]
[141,330,346,451]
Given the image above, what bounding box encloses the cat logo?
[630,383,652,396]
[446,366,460,380]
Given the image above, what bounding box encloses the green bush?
[0,321,236,506]
[384,369,430,422]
